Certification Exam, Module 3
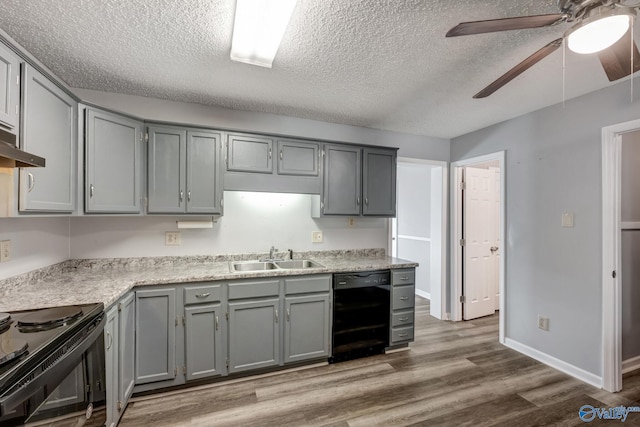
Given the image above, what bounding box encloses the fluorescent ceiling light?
[230,0,298,68]
[566,7,635,54]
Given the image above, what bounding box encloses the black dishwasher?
[330,270,390,362]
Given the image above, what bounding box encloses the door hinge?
[460,295,465,304]
[612,270,617,279]
[117,400,122,412]
[459,239,465,246]
[460,181,466,190]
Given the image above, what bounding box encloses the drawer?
[392,285,415,311]
[392,269,415,285]
[391,310,414,327]
[184,284,222,305]
[391,326,414,343]
[228,279,280,300]
[284,275,331,295]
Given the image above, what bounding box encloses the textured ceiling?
[0,0,637,139]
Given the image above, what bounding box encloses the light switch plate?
[165,232,181,246]
[312,231,323,243]
[0,240,11,262]
[561,213,574,228]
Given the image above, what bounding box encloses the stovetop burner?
[0,313,11,335]
[0,336,28,367]
[17,306,83,332]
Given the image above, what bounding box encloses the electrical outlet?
[0,240,11,262]
[538,315,549,331]
[312,231,323,243]
[348,218,355,227]
[562,213,574,228]
[165,232,181,246]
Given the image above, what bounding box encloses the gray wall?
[451,79,640,377]
[621,131,640,361]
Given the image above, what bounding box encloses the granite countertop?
[0,249,417,312]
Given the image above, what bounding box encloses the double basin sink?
[230,259,325,272]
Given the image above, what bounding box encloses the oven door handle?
[0,314,106,416]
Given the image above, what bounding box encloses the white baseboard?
[622,355,640,374]
[504,338,602,388]
[415,289,430,300]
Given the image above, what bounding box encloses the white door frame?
[451,151,506,344]
[390,157,448,320]
[601,118,640,392]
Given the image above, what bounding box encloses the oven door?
[0,316,106,426]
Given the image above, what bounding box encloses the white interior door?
[463,167,496,320]
[490,167,501,311]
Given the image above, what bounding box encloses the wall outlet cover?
[312,231,323,243]
[561,213,574,228]
[0,240,10,262]
[538,315,549,331]
[165,232,181,246]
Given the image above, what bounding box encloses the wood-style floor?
[119,298,640,426]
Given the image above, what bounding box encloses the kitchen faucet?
[269,246,277,260]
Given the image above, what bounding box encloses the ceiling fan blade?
[474,38,563,99]
[598,29,640,82]
[446,14,565,37]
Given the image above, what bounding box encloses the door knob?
[490,246,499,253]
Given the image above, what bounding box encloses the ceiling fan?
[446,0,640,98]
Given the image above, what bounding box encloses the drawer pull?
[399,276,410,281]
[195,293,210,298]
[398,333,408,338]
[399,296,409,301]
[398,317,409,322]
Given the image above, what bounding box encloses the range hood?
[0,127,45,168]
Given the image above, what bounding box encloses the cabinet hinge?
[612,270,617,279]
[183,366,187,375]
[118,303,122,312]
[174,367,178,376]
[144,132,149,143]
[460,295,465,304]
[226,359,229,370]
[226,312,229,321]
[460,181,466,190]
[459,239,465,246]
[175,316,179,327]
[182,315,185,326]
[16,74,19,85]
[117,400,122,412]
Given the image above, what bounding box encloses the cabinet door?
[227,133,273,173]
[135,288,176,384]
[186,131,223,214]
[277,139,319,176]
[323,144,361,215]
[118,292,135,411]
[19,64,76,212]
[228,298,280,373]
[105,305,118,427]
[185,304,223,380]
[0,43,19,130]
[148,125,186,213]
[86,109,142,213]
[363,148,396,216]
[284,294,330,363]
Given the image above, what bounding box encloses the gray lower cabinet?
[19,63,77,212]
[85,108,143,213]
[0,42,20,131]
[228,298,280,373]
[284,293,330,363]
[105,292,135,427]
[147,125,223,214]
[135,288,177,384]
[389,269,416,346]
[184,283,225,381]
[362,147,396,216]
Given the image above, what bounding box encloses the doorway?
[391,158,447,320]
[451,151,505,343]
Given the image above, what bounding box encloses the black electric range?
[0,302,105,426]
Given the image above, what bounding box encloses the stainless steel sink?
[275,260,325,269]
[230,261,278,272]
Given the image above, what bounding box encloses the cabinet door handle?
[179,190,184,203]
[275,309,279,323]
[27,172,35,192]
[399,317,409,322]
[398,333,408,338]
[365,197,369,205]
[280,150,283,160]
[286,308,290,322]
[106,331,113,350]
[400,296,409,301]
[268,148,272,160]
[195,293,210,298]
[215,315,219,331]
[356,197,360,205]
[90,184,94,198]
[187,191,191,203]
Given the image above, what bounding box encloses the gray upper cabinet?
[226,133,273,173]
[276,139,319,176]
[85,108,143,213]
[0,43,19,131]
[135,288,177,385]
[362,147,396,216]
[19,63,76,212]
[148,125,222,214]
[322,144,361,215]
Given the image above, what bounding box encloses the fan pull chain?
[631,23,634,103]
[562,38,566,108]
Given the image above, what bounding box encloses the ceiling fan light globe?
[567,15,631,54]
